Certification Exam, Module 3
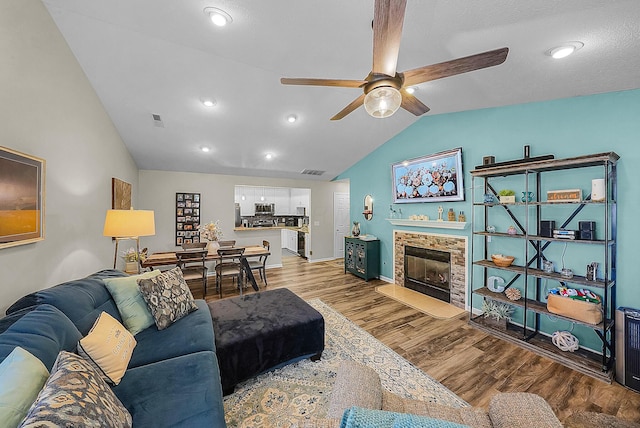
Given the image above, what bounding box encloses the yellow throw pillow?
[77,312,136,385]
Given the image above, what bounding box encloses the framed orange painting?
[0,147,45,249]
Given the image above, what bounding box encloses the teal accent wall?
[337,88,640,350]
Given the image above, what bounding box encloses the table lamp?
[103,208,155,273]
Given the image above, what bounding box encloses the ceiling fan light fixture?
[547,41,583,59]
[204,7,232,27]
[364,86,402,118]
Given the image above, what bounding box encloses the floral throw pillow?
[18,351,132,428]
[137,267,198,330]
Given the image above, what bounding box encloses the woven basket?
[491,254,515,267]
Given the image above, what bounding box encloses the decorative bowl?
[491,254,515,267]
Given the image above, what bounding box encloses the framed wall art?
[391,147,464,204]
[175,192,200,246]
[112,178,132,210]
[0,146,45,249]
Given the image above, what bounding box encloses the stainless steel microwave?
[255,203,274,215]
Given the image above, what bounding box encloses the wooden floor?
[199,254,640,424]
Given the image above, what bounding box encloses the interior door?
[334,192,350,259]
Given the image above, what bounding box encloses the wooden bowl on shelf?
[491,254,515,267]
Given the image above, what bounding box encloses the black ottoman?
[208,288,324,394]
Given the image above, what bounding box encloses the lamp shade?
[103,209,155,238]
[364,86,402,118]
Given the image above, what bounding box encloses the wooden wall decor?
[112,178,132,210]
[0,146,45,249]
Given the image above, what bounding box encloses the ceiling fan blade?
[400,91,430,116]
[330,94,366,121]
[372,0,407,76]
[280,78,366,88]
[401,47,509,86]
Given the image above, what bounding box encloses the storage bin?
[547,294,603,325]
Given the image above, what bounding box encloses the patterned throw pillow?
[18,351,132,428]
[137,267,198,330]
[77,312,136,385]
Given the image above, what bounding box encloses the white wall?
[138,170,349,265]
[0,0,138,314]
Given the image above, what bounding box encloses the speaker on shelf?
[578,221,596,240]
[482,156,495,166]
[540,220,555,238]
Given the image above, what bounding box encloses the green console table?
[344,237,380,281]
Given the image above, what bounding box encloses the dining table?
[140,245,270,269]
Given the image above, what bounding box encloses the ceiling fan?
[281,0,508,120]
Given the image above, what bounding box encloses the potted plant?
[121,247,139,274]
[498,189,516,204]
[481,299,514,330]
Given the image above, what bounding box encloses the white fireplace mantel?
[386,218,469,230]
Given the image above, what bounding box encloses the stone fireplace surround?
[393,230,468,310]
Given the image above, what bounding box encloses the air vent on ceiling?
[301,169,325,176]
[151,113,164,128]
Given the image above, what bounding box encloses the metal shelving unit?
[469,152,618,382]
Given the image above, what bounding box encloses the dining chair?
[181,242,207,250]
[215,247,245,298]
[175,249,208,298]
[247,240,270,287]
[217,240,236,248]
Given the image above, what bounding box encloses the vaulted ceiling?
[43,0,640,180]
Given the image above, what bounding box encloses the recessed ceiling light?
[203,7,232,27]
[265,153,273,160]
[546,41,584,59]
[405,86,417,94]
[286,114,297,123]
[201,146,211,153]
[201,98,216,107]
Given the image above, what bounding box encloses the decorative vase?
[521,191,534,202]
[507,226,517,235]
[351,222,360,237]
[207,240,220,254]
[485,317,508,331]
[499,195,516,204]
[124,261,138,274]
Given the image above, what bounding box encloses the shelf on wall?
[386,218,468,230]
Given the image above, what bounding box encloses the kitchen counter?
[234,226,309,233]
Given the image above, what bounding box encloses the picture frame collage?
[175,192,200,246]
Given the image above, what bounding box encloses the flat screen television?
[391,147,464,204]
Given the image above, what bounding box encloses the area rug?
[376,284,466,320]
[223,299,467,427]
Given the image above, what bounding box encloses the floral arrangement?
[199,220,223,242]
[120,247,138,262]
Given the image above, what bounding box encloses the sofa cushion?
[77,312,136,385]
[103,270,160,335]
[488,392,562,428]
[0,304,81,370]
[6,269,127,335]
[112,351,226,428]
[138,267,198,330]
[128,299,215,368]
[19,351,132,428]
[0,347,49,428]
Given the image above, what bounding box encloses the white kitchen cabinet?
[281,229,298,253]
[274,187,290,215]
[304,233,310,259]
[237,186,255,216]
[290,188,310,214]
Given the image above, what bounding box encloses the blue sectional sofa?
[0,270,226,428]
